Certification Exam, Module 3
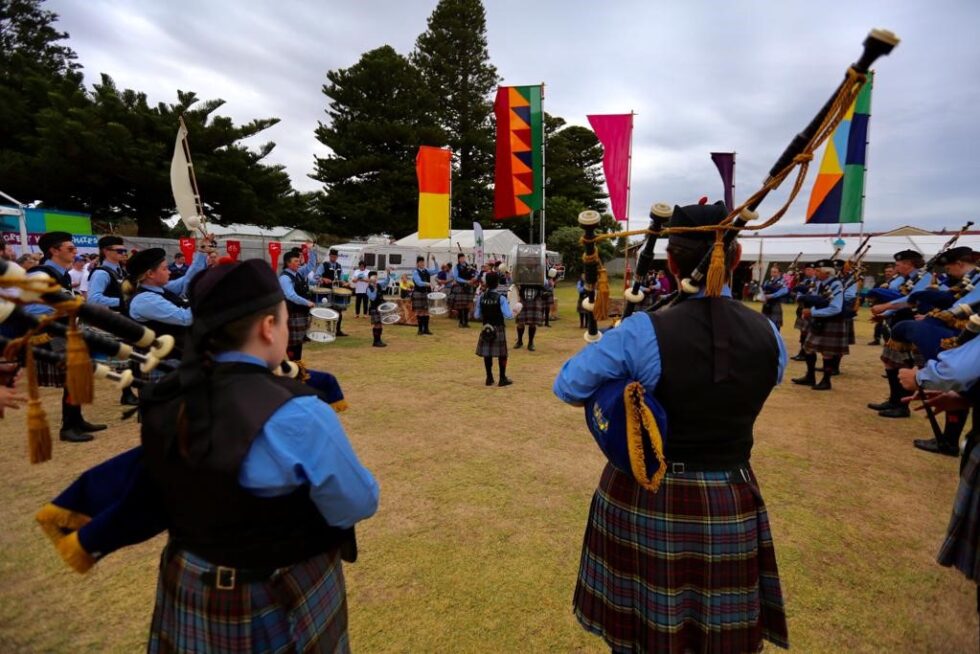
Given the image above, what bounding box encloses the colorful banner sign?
[178,237,197,263]
[416,146,452,239]
[587,113,633,221]
[493,85,543,219]
[268,241,282,270]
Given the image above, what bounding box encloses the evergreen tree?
[313,46,444,238]
[412,0,499,227]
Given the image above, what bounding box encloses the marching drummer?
[366,272,389,348]
[279,248,318,361]
[412,255,439,336]
[319,248,349,337]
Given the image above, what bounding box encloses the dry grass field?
[0,281,976,652]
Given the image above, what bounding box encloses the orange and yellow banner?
[416,146,451,239]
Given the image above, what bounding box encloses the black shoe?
[77,420,107,432]
[372,341,387,347]
[514,341,523,349]
[790,353,807,361]
[120,389,139,406]
[868,400,898,411]
[59,428,94,443]
[867,340,881,346]
[913,439,959,456]
[423,330,434,335]
[811,379,832,391]
[336,331,349,337]
[792,375,816,386]
[527,343,535,352]
[829,370,840,377]
[498,377,513,387]
[879,406,911,418]
[486,377,495,386]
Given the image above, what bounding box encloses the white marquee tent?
[395,229,526,259]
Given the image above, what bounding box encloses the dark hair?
[207,304,282,353]
[283,251,301,266]
[174,252,184,259]
[665,239,736,280]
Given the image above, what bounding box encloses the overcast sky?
[47,0,980,234]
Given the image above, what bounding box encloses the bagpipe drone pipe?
[34,363,348,574]
[572,29,899,490]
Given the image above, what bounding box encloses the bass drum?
[308,307,339,343]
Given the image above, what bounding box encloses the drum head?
[310,307,340,320]
[381,313,401,325]
[307,331,336,343]
[332,287,353,296]
[430,307,448,315]
[427,292,447,300]
[378,302,398,314]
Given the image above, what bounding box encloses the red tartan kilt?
[287,309,311,348]
[475,324,508,358]
[148,547,349,653]
[575,463,789,652]
[804,316,850,357]
[517,296,546,326]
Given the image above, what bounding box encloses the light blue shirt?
[553,289,787,405]
[810,278,844,318]
[163,251,208,297]
[885,271,938,310]
[24,261,70,316]
[87,261,123,308]
[412,266,440,289]
[280,255,319,307]
[365,280,388,302]
[765,284,789,301]
[128,285,193,326]
[473,293,514,320]
[917,336,980,392]
[843,281,857,302]
[216,352,379,528]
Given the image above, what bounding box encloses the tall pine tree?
[312,46,444,237]
[412,0,499,228]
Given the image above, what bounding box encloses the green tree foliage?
[546,216,617,278]
[412,0,499,227]
[313,46,444,238]
[545,114,606,212]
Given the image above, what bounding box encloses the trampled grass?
[0,282,975,652]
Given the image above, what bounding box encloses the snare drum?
[311,286,333,304]
[328,287,353,310]
[378,301,400,324]
[427,292,448,315]
[308,307,339,343]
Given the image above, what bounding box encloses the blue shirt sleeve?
[769,319,788,384]
[767,285,789,300]
[500,296,513,320]
[553,312,661,405]
[164,252,207,297]
[238,396,380,528]
[128,289,194,326]
[279,273,310,306]
[473,296,482,319]
[86,269,121,308]
[412,270,429,288]
[811,281,844,318]
[917,336,980,391]
[297,250,318,278]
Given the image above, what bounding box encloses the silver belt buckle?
[215,566,236,590]
[670,462,685,474]
[738,467,751,483]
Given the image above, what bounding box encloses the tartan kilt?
[452,284,475,311]
[880,341,917,368]
[846,317,856,344]
[575,463,789,652]
[140,358,180,385]
[517,296,546,326]
[148,547,349,654]
[792,305,808,331]
[804,316,850,357]
[475,324,508,358]
[411,289,429,316]
[761,301,783,328]
[287,309,311,348]
[369,307,382,326]
[938,439,980,582]
[35,338,66,388]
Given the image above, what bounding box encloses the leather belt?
[667,461,752,482]
[200,565,278,590]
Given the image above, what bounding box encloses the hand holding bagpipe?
[621,203,674,321]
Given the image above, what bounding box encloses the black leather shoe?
[868,400,898,411]
[60,428,94,443]
[78,420,107,432]
[879,406,911,418]
[372,341,387,347]
[829,370,840,377]
[498,377,513,387]
[423,329,434,335]
[513,341,523,349]
[811,379,832,391]
[913,438,959,456]
[790,353,807,361]
[120,389,140,406]
[527,343,535,352]
[336,331,349,337]
[792,376,816,386]
[866,340,881,346]
[486,377,495,386]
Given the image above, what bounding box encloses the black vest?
[368,285,384,310]
[648,298,779,467]
[455,263,474,281]
[140,363,355,568]
[321,261,342,282]
[88,265,124,310]
[480,291,504,326]
[33,263,71,292]
[132,287,190,347]
[282,270,310,314]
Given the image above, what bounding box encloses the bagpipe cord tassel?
[705,230,727,298]
[25,346,52,464]
[65,313,94,405]
[624,381,667,493]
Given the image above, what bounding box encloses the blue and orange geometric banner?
[493,85,543,220]
[806,72,874,224]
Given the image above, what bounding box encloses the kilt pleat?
[761,302,783,328]
[369,308,381,325]
[574,463,789,653]
[287,310,311,348]
[804,316,850,357]
[451,284,475,311]
[517,296,546,326]
[938,440,980,582]
[148,547,349,654]
[880,341,915,368]
[475,324,508,358]
[411,290,429,316]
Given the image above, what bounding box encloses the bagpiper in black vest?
[648,297,780,468]
[131,286,190,349]
[282,270,311,315]
[140,362,356,568]
[415,268,431,290]
[88,264,125,311]
[479,291,505,327]
[33,263,72,292]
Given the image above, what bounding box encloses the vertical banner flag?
[710,152,736,212]
[300,242,310,264]
[268,241,282,270]
[417,146,452,239]
[587,113,633,221]
[473,222,485,268]
[178,237,196,263]
[225,240,241,261]
[806,72,874,224]
[494,85,543,219]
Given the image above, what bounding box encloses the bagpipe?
[576,29,899,491]
[786,251,804,277]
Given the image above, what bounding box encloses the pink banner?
[587,113,633,222]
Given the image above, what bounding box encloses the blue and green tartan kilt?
[475,324,507,358]
[938,440,980,582]
[574,463,789,653]
[148,547,349,654]
[287,309,311,348]
[411,289,429,316]
[804,316,850,357]
[451,284,475,311]
[517,296,546,326]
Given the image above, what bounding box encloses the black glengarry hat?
[126,248,167,280]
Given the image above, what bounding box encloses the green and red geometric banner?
[806,72,874,224]
[493,85,543,220]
